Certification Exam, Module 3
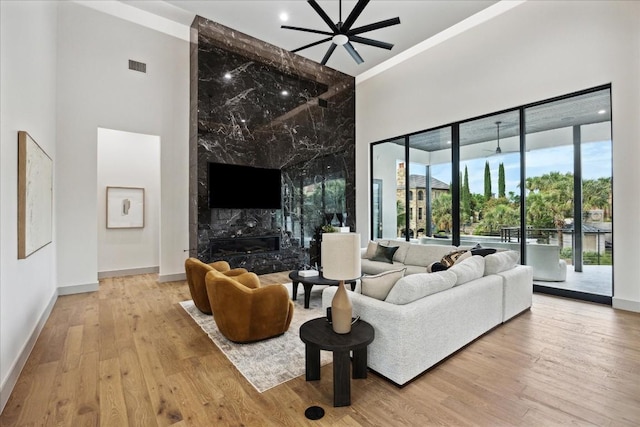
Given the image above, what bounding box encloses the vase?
[331,281,352,334]
[324,212,335,225]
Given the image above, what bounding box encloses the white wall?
[0,0,59,410]
[56,1,189,291]
[355,1,640,311]
[97,128,160,275]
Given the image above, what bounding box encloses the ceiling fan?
[282,0,401,65]
[488,121,505,155]
[485,121,519,156]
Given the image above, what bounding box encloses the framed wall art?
[18,131,53,259]
[106,186,145,229]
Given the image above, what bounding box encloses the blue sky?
[429,140,612,196]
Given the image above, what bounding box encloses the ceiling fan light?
[332,34,349,45]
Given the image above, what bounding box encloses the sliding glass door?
[524,88,612,300]
[370,85,613,303]
[459,112,521,249]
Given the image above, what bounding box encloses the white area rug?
[179,282,332,393]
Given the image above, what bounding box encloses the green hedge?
[558,248,612,265]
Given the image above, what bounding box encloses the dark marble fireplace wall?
[189,17,356,274]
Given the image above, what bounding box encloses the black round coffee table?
[299,318,374,407]
[288,271,357,309]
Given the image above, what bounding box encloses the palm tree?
[526,172,573,246]
[431,193,453,233]
[583,177,611,219]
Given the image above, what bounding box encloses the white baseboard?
[612,297,640,313]
[98,266,159,279]
[57,281,99,296]
[159,272,186,283]
[0,289,57,413]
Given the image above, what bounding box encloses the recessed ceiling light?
[281,90,289,96]
[598,109,606,114]
[224,73,232,79]
[447,140,451,144]
[279,12,289,22]
[241,119,246,123]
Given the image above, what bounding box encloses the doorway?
[96,128,161,278]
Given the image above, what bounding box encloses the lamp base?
[331,280,352,334]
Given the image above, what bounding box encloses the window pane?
[458,112,521,247]
[372,139,406,240]
[408,127,452,244]
[525,88,612,296]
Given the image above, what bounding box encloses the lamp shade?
[321,233,361,280]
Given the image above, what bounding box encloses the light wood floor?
[1,272,639,426]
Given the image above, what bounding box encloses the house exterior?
[396,163,450,237]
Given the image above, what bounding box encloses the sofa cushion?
[361,258,406,275]
[384,270,457,305]
[404,244,457,267]
[448,255,485,285]
[388,240,412,263]
[361,268,406,300]
[370,244,399,264]
[484,250,520,275]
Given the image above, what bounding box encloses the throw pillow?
[360,268,406,300]
[385,271,457,305]
[440,249,470,268]
[370,244,399,264]
[484,250,520,275]
[448,255,485,285]
[429,261,448,272]
[364,241,378,259]
[469,243,497,257]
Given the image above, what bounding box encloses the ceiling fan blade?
[348,35,393,50]
[343,42,364,64]
[321,43,337,65]
[281,25,334,36]
[291,37,333,53]
[348,17,401,36]
[308,0,339,33]
[342,0,370,32]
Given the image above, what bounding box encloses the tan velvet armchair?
[205,269,294,343]
[184,258,248,314]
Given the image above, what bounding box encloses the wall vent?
[128,60,147,73]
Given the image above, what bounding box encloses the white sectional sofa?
[322,240,533,386]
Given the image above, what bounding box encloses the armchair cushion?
[185,258,215,314]
[208,260,249,277]
[205,270,294,343]
[185,258,249,314]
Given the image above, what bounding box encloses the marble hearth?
[189,17,356,274]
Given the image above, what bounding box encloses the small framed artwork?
[18,131,53,259]
[106,186,145,229]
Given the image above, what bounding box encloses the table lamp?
[321,232,361,334]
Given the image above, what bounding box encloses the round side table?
[299,317,374,407]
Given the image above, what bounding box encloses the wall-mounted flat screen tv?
[208,162,282,209]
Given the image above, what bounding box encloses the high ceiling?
[123,0,498,77]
